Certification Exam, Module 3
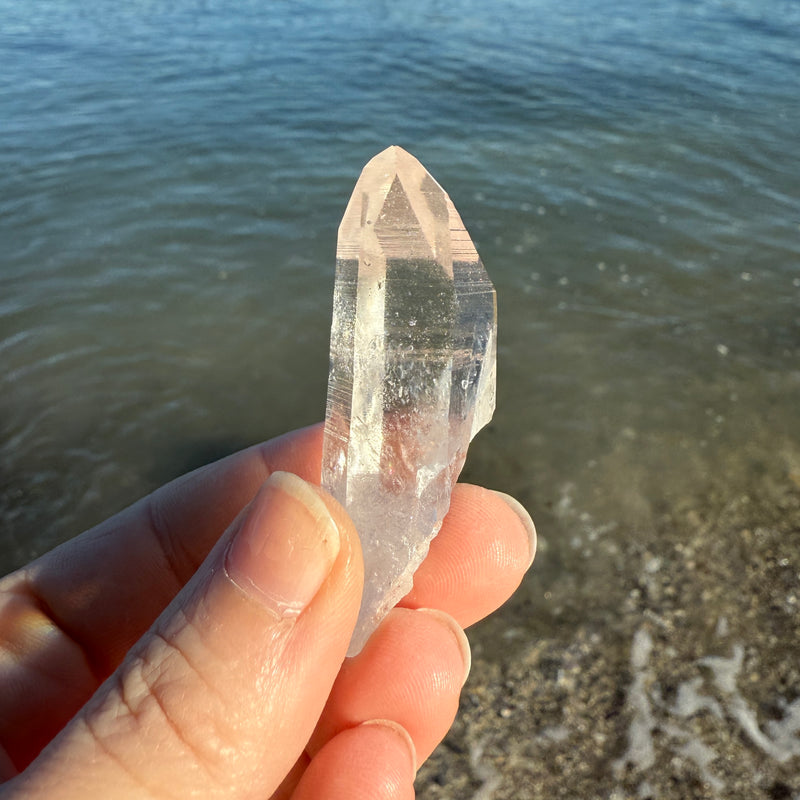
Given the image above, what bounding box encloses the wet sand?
[417,458,800,798]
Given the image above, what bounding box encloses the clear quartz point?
[322,146,496,656]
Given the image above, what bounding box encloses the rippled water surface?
[2,0,799,794]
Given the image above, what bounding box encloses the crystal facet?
[322,146,496,656]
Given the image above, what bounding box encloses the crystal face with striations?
[322,146,496,656]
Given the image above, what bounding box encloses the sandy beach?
[418,455,800,798]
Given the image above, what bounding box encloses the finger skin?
[268,753,310,800]
[21,424,326,673]
[0,425,323,770]
[292,722,415,800]
[0,746,15,783]
[0,422,534,773]
[0,592,97,771]
[400,482,534,628]
[3,475,363,800]
[310,607,470,766]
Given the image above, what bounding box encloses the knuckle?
[86,614,240,790]
[145,496,202,590]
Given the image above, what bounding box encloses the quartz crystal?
[322,146,496,656]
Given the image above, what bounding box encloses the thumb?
[9,472,363,800]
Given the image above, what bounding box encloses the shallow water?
[2,0,799,793]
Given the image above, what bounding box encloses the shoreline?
[418,458,800,798]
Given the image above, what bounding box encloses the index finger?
[0,424,324,773]
[4,424,324,674]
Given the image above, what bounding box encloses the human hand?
[0,424,535,799]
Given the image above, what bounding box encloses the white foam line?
[701,645,800,763]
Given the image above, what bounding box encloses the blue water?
[0,0,800,548]
[2,0,799,560]
[2,0,799,555]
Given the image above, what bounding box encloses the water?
[2,0,799,794]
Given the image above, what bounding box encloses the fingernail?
[491,490,537,569]
[417,608,471,687]
[225,471,340,618]
[360,719,417,773]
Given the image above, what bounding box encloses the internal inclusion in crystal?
[322,146,496,655]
